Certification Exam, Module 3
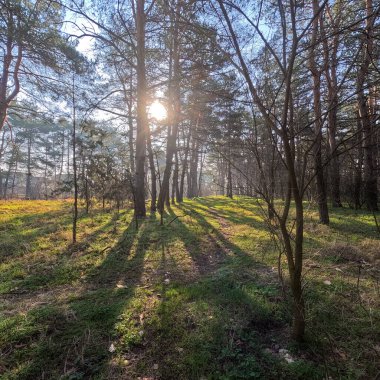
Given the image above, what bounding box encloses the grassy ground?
[0,197,379,379]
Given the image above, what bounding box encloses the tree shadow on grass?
[0,209,73,262]
[0,211,132,294]
[301,276,380,379]
[0,205,121,263]
[1,217,156,379]
[180,198,269,236]
[328,212,380,239]
[136,203,295,380]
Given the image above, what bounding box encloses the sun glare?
[148,100,167,121]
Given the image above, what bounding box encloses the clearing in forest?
[0,197,379,379]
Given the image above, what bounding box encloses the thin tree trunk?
[44,144,48,199]
[11,159,17,198]
[3,152,13,199]
[354,112,363,209]
[357,0,378,211]
[134,0,148,217]
[188,121,199,198]
[58,131,65,183]
[321,8,342,207]
[72,76,78,243]
[226,159,232,199]
[146,128,157,212]
[25,133,32,200]
[172,149,179,203]
[157,0,181,213]
[198,145,205,197]
[310,0,329,224]
[178,124,191,202]
[0,130,6,198]
[128,69,135,174]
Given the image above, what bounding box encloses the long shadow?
[329,212,380,238]
[0,205,120,263]
[174,204,277,283]
[142,203,293,379]
[0,211,130,293]
[301,276,380,379]
[144,198,377,379]
[0,208,72,262]
[1,215,155,379]
[180,198,269,234]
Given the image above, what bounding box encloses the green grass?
[0,197,379,379]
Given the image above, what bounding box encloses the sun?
[148,100,167,121]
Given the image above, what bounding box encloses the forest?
[0,0,379,379]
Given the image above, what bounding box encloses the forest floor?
[0,197,379,380]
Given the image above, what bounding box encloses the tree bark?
[354,112,363,209]
[178,124,191,202]
[310,0,329,224]
[321,6,342,207]
[0,31,22,133]
[72,76,78,243]
[128,70,135,174]
[172,149,179,203]
[146,128,157,212]
[25,133,32,200]
[0,130,6,198]
[134,0,148,217]
[357,0,378,211]
[188,120,199,198]
[226,159,233,199]
[157,0,181,213]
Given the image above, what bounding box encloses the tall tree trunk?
[134,0,148,217]
[226,158,232,199]
[72,76,78,243]
[178,124,191,202]
[3,163,11,199]
[146,128,157,212]
[321,7,342,207]
[357,0,378,211]
[217,155,225,196]
[119,68,136,175]
[67,128,70,182]
[310,0,329,224]
[128,70,135,174]
[188,120,199,198]
[58,131,65,184]
[354,112,363,209]
[25,133,32,199]
[0,170,3,199]
[198,145,205,197]
[3,145,15,199]
[0,35,22,133]
[267,141,276,219]
[44,144,48,199]
[0,130,6,198]
[11,159,18,198]
[173,149,179,203]
[157,0,181,213]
